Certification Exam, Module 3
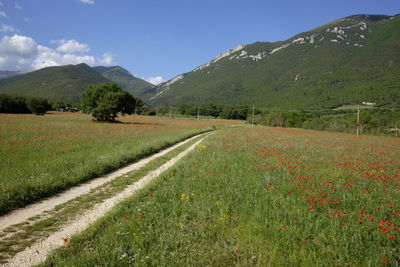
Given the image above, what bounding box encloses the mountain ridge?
[0,64,152,104]
[93,66,154,98]
[144,14,400,109]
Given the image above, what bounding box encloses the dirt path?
[0,133,205,233]
[2,133,209,267]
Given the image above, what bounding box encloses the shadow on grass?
[107,120,165,126]
[92,119,166,125]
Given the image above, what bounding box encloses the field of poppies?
[0,112,236,215]
[43,126,400,266]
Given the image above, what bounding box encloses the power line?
[152,105,397,113]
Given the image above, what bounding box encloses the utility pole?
[356,105,360,136]
[252,105,255,126]
[169,106,172,118]
[156,107,158,117]
[197,106,200,120]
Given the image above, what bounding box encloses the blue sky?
[0,0,399,84]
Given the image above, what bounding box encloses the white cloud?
[14,2,22,10]
[99,53,114,65]
[147,76,164,85]
[0,35,37,57]
[55,39,90,53]
[0,2,3,6]
[79,0,95,4]
[0,23,19,33]
[33,45,96,69]
[0,56,6,66]
[0,34,116,71]
[24,18,32,23]
[0,35,37,70]
[0,10,6,17]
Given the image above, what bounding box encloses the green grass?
[0,133,206,263]
[42,126,400,266]
[0,113,236,215]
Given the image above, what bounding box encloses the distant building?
[65,107,79,112]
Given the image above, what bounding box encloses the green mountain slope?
[0,63,109,104]
[145,14,400,109]
[93,66,154,97]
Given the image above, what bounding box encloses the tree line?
[142,104,250,120]
[146,104,399,137]
[1,83,398,137]
[0,83,144,120]
[0,94,51,115]
[252,109,399,136]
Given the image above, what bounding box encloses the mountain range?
[93,66,154,97]
[0,14,399,109]
[143,14,400,109]
[0,71,23,79]
[0,64,153,104]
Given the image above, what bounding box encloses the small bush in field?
[27,97,51,115]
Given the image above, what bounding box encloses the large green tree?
[81,83,137,122]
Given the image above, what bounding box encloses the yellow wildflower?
[198,144,208,150]
[219,215,229,221]
[181,193,190,201]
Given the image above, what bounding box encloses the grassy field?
[42,126,400,266]
[0,112,237,215]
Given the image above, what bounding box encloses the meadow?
[42,126,400,266]
[0,112,236,215]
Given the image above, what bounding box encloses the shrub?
[26,97,51,115]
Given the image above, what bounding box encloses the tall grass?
[0,112,236,215]
[42,126,399,266]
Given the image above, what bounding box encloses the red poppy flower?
[63,238,69,243]
[234,250,240,254]
[381,258,388,263]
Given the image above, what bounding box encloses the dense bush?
[26,97,51,115]
[0,94,51,115]
[0,94,31,113]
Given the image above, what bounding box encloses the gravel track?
[1,133,209,266]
